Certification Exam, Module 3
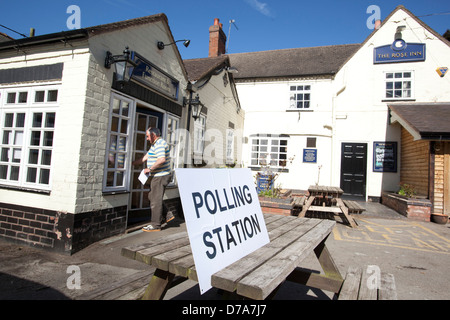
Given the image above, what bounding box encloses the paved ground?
[0,201,449,301]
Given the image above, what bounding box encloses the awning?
[389,103,450,141]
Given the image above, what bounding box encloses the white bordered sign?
[175,168,270,294]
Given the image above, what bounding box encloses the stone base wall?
[381,192,431,222]
[0,202,126,254]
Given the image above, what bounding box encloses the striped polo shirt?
[147,137,171,177]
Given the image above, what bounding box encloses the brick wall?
[381,192,431,222]
[0,202,126,254]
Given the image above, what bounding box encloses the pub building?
[227,6,450,221]
[0,13,243,253]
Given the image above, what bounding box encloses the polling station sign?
[175,168,270,294]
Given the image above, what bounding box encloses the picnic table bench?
[338,266,397,300]
[121,214,345,300]
[299,185,358,228]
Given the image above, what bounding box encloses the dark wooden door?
[340,143,367,198]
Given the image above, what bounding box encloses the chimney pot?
[209,18,227,57]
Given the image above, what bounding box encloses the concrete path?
[0,202,449,300]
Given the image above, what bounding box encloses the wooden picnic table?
[121,214,344,300]
[299,185,358,228]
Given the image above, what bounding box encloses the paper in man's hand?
[138,169,149,185]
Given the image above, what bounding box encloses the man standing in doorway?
[132,127,174,232]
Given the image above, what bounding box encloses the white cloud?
[245,0,273,17]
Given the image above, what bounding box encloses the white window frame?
[289,84,311,110]
[193,115,206,155]
[0,85,59,191]
[167,114,180,172]
[226,128,235,165]
[103,93,135,192]
[384,71,414,100]
[250,134,289,169]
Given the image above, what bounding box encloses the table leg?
[314,236,343,282]
[141,268,175,300]
[299,196,315,217]
[286,235,344,294]
[335,198,358,228]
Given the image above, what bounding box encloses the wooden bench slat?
[338,266,398,300]
[211,218,321,293]
[135,237,191,265]
[338,266,362,300]
[121,231,188,259]
[359,267,378,300]
[379,273,398,300]
[235,220,336,300]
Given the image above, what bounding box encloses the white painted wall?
[236,8,450,198]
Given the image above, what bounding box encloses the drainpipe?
[184,84,194,168]
[331,85,346,185]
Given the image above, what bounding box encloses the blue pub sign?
[374,39,425,64]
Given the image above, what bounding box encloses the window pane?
[403,72,411,78]
[120,119,128,134]
[386,82,393,89]
[41,150,52,165]
[10,166,19,180]
[395,73,402,78]
[7,93,16,103]
[35,91,45,102]
[386,73,393,79]
[4,114,13,127]
[2,131,11,144]
[116,172,124,186]
[14,131,23,145]
[31,131,41,146]
[137,114,147,131]
[1,148,9,161]
[43,131,54,147]
[16,114,25,127]
[122,102,129,116]
[117,153,125,168]
[106,172,114,187]
[47,90,58,102]
[108,154,116,168]
[112,99,120,114]
[12,148,21,162]
[39,169,50,184]
[18,92,28,103]
[45,113,56,128]
[26,167,37,183]
[111,117,119,132]
[28,149,39,164]
[304,85,311,90]
[0,165,7,179]
[33,113,43,127]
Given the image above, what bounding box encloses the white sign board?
[175,168,270,294]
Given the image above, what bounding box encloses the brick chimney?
[209,18,226,57]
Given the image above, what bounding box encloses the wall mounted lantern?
[183,94,205,120]
[104,46,137,87]
[157,39,190,50]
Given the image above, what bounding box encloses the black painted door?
[340,143,367,198]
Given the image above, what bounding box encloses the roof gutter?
[0,29,89,52]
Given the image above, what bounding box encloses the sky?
[1,0,449,60]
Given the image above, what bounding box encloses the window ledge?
[382,99,416,102]
[0,184,51,195]
[285,109,314,112]
[102,190,130,196]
